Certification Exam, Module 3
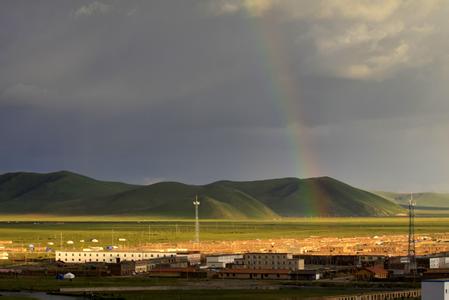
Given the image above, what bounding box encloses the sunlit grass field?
[0,216,448,251]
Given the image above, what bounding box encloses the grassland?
[0,276,414,299]
[0,217,448,250]
[0,171,404,218]
[81,288,361,300]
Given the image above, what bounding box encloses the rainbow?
[245,9,328,215]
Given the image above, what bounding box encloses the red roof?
[365,266,388,275]
[149,267,197,273]
[219,268,290,274]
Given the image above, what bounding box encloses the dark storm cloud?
[2,0,449,191]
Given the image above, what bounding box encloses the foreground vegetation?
[0,217,448,251]
[0,276,416,299]
[89,288,360,300]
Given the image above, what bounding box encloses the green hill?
[0,171,404,218]
[54,182,278,219]
[0,171,138,212]
[219,177,403,217]
[375,191,449,210]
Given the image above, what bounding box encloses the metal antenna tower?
[193,195,200,243]
[406,192,417,276]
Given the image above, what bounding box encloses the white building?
[55,250,176,264]
[422,279,449,300]
[430,257,449,269]
[206,254,243,268]
[176,252,201,265]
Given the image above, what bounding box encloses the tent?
[63,272,75,280]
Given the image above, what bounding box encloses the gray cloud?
[1,0,449,191]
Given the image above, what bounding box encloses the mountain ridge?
[0,171,404,218]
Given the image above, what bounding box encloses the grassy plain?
[0,276,410,299]
[0,216,448,250]
[90,288,360,300]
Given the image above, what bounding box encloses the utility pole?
[60,232,63,250]
[148,224,151,243]
[193,195,200,243]
[406,192,417,276]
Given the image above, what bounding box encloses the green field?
[0,276,417,299]
[0,217,448,252]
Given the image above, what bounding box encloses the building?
[55,251,176,264]
[422,279,449,300]
[430,257,449,269]
[206,254,243,269]
[355,266,389,281]
[218,268,291,280]
[290,270,321,280]
[107,260,149,276]
[232,253,304,271]
[301,254,384,267]
[148,256,190,269]
[175,251,201,265]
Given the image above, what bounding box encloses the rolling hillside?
[0,171,138,212]
[219,177,403,217]
[375,191,449,210]
[0,171,404,218]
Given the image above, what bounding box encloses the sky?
[1,0,449,192]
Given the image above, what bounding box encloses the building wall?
[206,255,243,268]
[239,253,304,271]
[55,251,176,264]
[219,271,290,280]
[176,253,201,265]
[206,254,243,264]
[430,257,449,269]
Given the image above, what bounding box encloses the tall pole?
[193,195,200,243]
[148,224,151,243]
[406,192,416,276]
